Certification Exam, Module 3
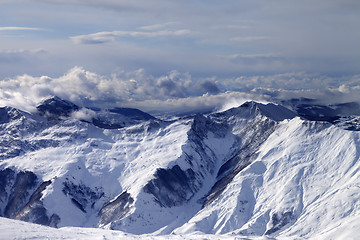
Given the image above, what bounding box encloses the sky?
[0,0,360,115]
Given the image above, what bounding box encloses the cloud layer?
[0,67,359,116]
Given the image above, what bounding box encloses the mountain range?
[0,96,359,239]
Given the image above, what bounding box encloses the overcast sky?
[1,0,360,114]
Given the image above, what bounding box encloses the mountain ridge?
[0,96,359,239]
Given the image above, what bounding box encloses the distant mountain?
[283,98,360,130]
[0,99,359,239]
[108,107,155,121]
[92,107,155,129]
[37,96,80,119]
[36,96,156,129]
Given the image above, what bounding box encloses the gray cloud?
[0,67,359,116]
[200,80,220,95]
[0,67,219,112]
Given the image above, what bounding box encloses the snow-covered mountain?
[0,97,359,239]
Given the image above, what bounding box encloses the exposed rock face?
[62,181,104,213]
[99,192,134,226]
[265,211,296,235]
[15,180,58,226]
[2,170,38,219]
[144,165,197,207]
[0,168,58,226]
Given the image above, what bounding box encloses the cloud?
[211,24,252,30]
[218,53,285,72]
[218,72,331,91]
[70,32,116,44]
[226,53,281,60]
[71,108,96,121]
[0,49,47,63]
[0,67,220,113]
[71,29,193,44]
[139,22,179,31]
[223,53,283,65]
[200,80,220,95]
[229,36,271,42]
[32,0,177,12]
[0,67,359,116]
[130,92,266,116]
[0,26,44,31]
[0,49,46,55]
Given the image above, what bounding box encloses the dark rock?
[16,180,53,225]
[296,104,341,123]
[144,165,197,207]
[0,168,15,215]
[265,211,295,235]
[62,181,104,213]
[91,108,156,129]
[0,168,60,227]
[4,171,38,218]
[49,214,61,228]
[0,107,10,124]
[99,191,134,226]
[37,96,79,120]
[204,117,277,206]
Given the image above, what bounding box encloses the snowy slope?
[174,118,360,238]
[0,97,359,239]
[0,216,277,240]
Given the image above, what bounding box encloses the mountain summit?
[225,101,297,121]
[36,96,80,119]
[35,96,156,129]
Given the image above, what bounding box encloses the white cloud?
[0,26,44,31]
[128,91,268,116]
[0,49,46,59]
[71,108,96,121]
[139,22,179,31]
[71,29,193,44]
[226,53,281,59]
[217,72,347,92]
[0,67,219,113]
[0,67,359,116]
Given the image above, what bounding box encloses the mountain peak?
[249,101,296,121]
[36,96,79,119]
[224,101,296,121]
